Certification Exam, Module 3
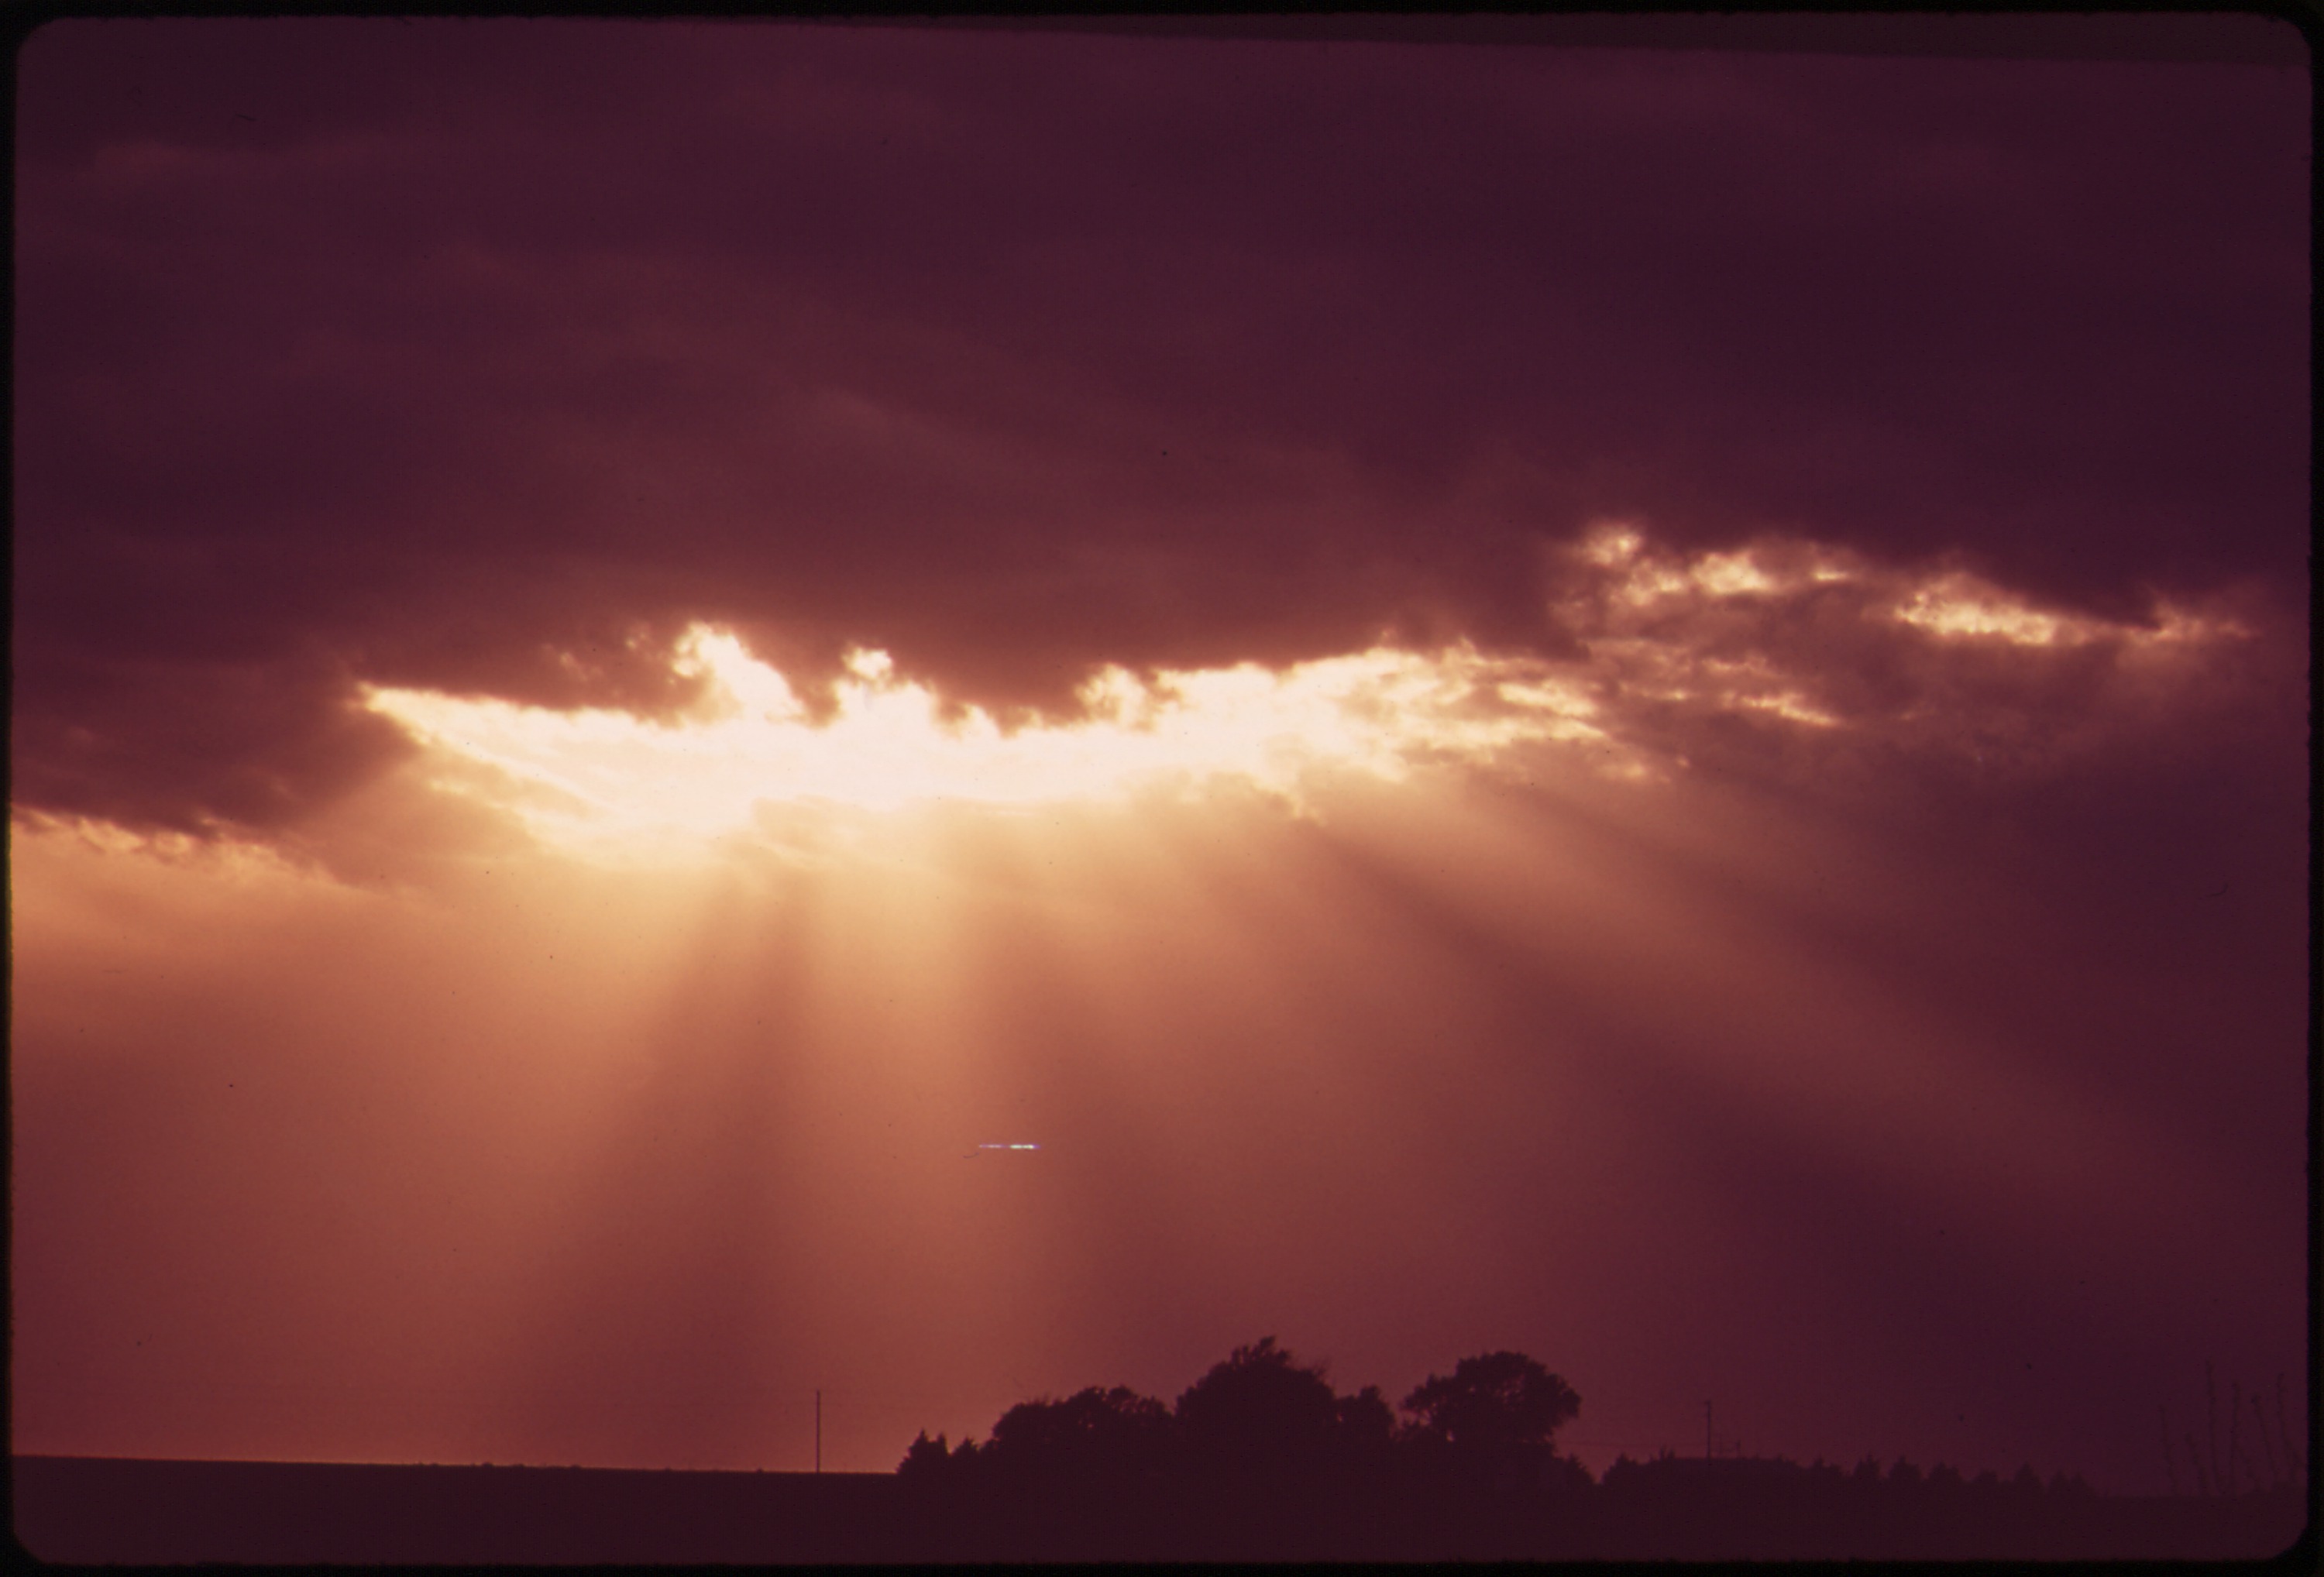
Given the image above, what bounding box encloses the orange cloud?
[340,526,2277,866]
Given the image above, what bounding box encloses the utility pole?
[815,1390,822,1474]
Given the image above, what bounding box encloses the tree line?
[901,1338,1581,1495]
[885,1337,2209,1561]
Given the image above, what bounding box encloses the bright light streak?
[1690,551,1779,596]
[1893,575,2081,645]
[358,627,1620,853]
[348,531,2257,865]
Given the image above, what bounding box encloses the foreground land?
[12,1454,2309,1564]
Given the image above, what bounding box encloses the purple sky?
[11,15,2310,1492]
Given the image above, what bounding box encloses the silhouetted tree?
[1401,1351,1580,1457]
[1335,1384,1395,1449]
[897,1431,949,1481]
[985,1385,1172,1489]
[1173,1337,1344,1476]
[1164,1335,1402,1555]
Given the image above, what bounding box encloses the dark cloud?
[13,16,2308,838]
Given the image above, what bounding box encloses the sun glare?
[358,629,1618,856]
[353,527,2262,864]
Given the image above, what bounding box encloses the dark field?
[13,1454,2309,1564]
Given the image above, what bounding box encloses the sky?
[10,15,2311,1492]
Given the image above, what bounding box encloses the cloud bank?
[14,17,2308,848]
